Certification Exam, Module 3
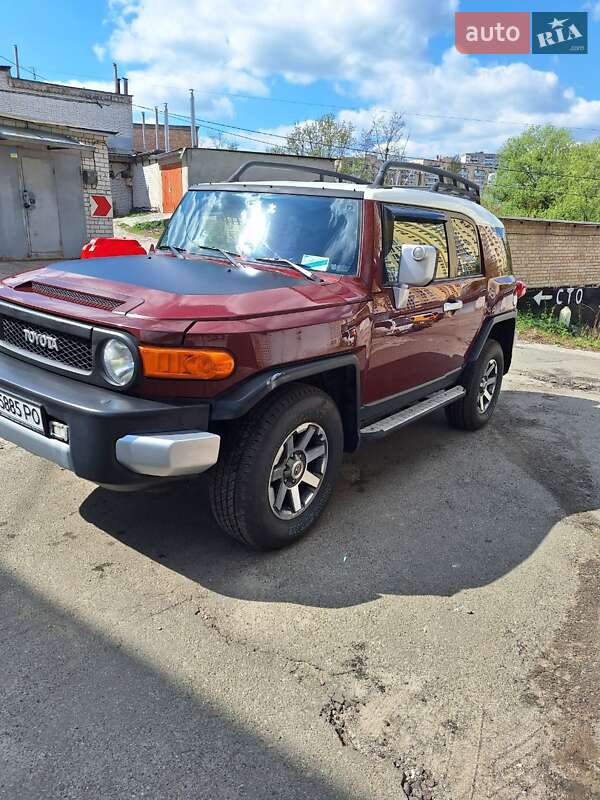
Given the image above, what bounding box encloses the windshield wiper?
[254,257,321,282]
[158,244,186,260]
[193,245,242,268]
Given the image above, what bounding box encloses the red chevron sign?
[91,195,112,217]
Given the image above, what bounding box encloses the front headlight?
[101,338,135,386]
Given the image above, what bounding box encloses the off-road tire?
[445,339,504,431]
[209,383,343,550]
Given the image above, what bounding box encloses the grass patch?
[124,219,167,236]
[517,311,600,352]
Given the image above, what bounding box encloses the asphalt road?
[1,341,599,800]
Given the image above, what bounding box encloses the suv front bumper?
[0,353,218,489]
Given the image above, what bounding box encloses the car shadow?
[0,568,372,799]
[79,390,599,608]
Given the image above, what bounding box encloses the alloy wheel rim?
[268,422,328,520]
[477,358,498,413]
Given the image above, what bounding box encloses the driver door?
[363,205,465,408]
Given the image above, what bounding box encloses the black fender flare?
[466,311,517,372]
[210,353,362,451]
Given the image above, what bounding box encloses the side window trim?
[447,212,485,278]
[381,203,452,286]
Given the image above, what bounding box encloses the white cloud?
[338,47,600,154]
[89,0,600,155]
[92,44,106,62]
[94,0,455,123]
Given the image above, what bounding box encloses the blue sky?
[2,0,600,155]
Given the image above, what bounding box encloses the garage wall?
[184,149,337,186]
[78,133,113,241]
[133,160,162,210]
[0,143,88,258]
[52,149,87,257]
[0,66,132,153]
[0,116,113,258]
[503,217,600,288]
[111,173,132,216]
[0,146,29,258]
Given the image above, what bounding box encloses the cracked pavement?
[1,341,599,799]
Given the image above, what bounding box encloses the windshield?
[159,190,361,275]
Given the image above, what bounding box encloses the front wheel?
[209,384,343,550]
[445,339,504,431]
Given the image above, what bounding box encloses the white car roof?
[191,180,502,229]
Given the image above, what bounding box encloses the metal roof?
[0,124,95,150]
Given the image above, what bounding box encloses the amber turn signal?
[139,346,235,380]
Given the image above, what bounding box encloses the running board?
[360,386,465,438]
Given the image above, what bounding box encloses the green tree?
[483,125,575,218]
[270,113,355,159]
[343,112,408,181]
[270,112,408,178]
[548,140,600,221]
[212,132,239,151]
[447,154,462,174]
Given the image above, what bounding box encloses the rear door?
[446,213,487,359]
[364,204,484,408]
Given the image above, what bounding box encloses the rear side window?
[384,220,450,284]
[451,218,482,277]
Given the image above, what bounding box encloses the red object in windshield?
[81,237,147,259]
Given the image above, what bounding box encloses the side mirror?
[393,243,437,309]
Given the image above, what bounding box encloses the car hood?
[1,254,367,321]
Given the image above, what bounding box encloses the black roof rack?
[371,160,481,203]
[227,159,369,185]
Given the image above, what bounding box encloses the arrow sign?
[533,290,553,306]
[90,195,112,217]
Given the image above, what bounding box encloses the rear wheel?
[445,340,504,431]
[209,384,343,550]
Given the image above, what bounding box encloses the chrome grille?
[0,316,93,372]
[26,282,123,311]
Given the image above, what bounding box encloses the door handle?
[443,300,463,313]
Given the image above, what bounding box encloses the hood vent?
[18,281,124,312]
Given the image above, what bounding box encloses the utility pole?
[163,103,170,151]
[141,111,147,151]
[190,89,197,147]
[154,106,160,150]
[13,45,20,78]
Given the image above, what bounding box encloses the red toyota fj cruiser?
[0,160,519,550]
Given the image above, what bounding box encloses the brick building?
[503,216,600,288]
[0,65,132,258]
[133,122,197,153]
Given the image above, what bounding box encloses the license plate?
[0,390,44,433]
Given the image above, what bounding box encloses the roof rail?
[371,160,481,203]
[227,159,369,185]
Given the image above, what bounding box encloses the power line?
[4,52,600,136]
[0,53,48,81]
[132,102,600,186]
[5,53,600,185]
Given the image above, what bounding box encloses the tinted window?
[384,219,449,284]
[451,217,482,277]
[160,190,361,275]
